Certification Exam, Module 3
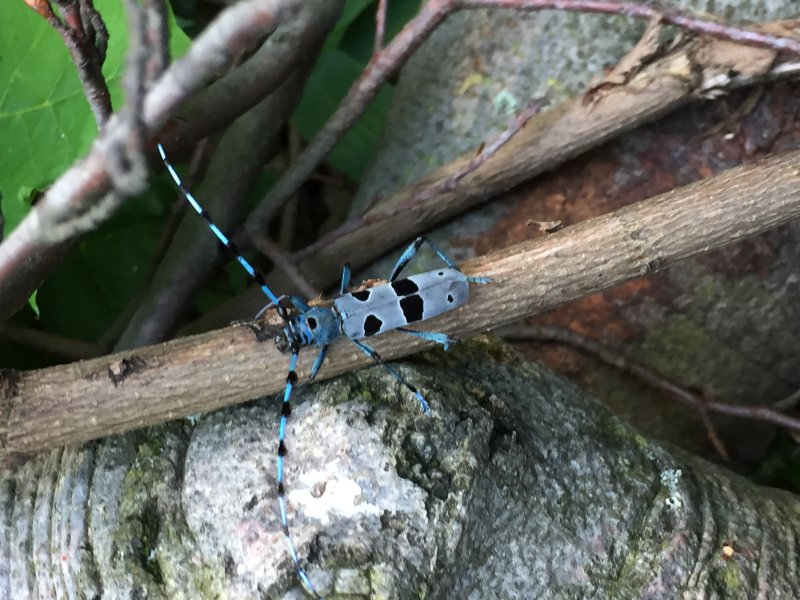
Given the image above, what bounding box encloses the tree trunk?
[1,340,797,598]
[354,0,800,466]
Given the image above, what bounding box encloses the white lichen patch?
[659,468,683,512]
[333,568,371,595]
[182,395,429,596]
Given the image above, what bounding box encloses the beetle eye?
[307,316,317,330]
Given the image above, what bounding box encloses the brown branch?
[245,0,800,234]
[0,0,298,323]
[458,1,800,53]
[191,35,799,328]
[4,148,800,463]
[27,0,113,126]
[0,323,96,361]
[247,233,321,300]
[497,324,800,435]
[495,325,743,457]
[312,101,543,252]
[374,0,387,54]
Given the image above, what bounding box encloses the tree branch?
[4,148,800,463]
[496,324,800,436]
[190,35,799,328]
[27,0,113,126]
[0,0,298,322]
[245,0,800,234]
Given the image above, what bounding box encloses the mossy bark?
[1,340,797,598]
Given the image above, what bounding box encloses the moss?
[137,501,164,583]
[721,561,742,590]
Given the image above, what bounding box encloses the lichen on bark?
[1,339,797,598]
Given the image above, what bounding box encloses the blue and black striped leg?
[350,339,430,414]
[157,143,283,306]
[389,237,427,281]
[309,346,328,381]
[388,236,491,284]
[396,328,459,351]
[276,352,324,599]
[340,263,351,295]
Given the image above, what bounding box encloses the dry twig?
[26,0,112,126]
[192,36,800,328]
[497,325,800,437]
[245,0,800,234]
[0,0,298,322]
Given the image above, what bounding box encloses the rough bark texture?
[354,0,800,466]
[1,340,798,598]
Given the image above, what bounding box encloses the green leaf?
[325,0,375,50]
[27,289,39,319]
[37,199,166,341]
[0,1,190,238]
[292,49,393,180]
[337,0,423,63]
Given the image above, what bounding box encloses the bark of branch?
[1,341,797,597]
[190,36,799,329]
[3,148,800,463]
[246,0,800,232]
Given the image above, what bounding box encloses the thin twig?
[246,0,800,234]
[374,0,388,54]
[302,101,542,259]
[78,0,108,63]
[496,324,800,437]
[246,233,321,300]
[0,0,297,322]
[458,1,800,53]
[773,388,800,412]
[98,138,215,353]
[26,0,113,126]
[696,393,730,460]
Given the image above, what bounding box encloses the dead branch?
[246,0,800,233]
[191,36,800,328]
[3,148,799,464]
[27,0,112,126]
[0,0,298,322]
[495,324,800,440]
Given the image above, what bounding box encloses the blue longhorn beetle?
[158,144,488,597]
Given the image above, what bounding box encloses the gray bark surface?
[1,341,797,598]
[354,0,800,465]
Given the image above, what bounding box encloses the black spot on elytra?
[400,294,424,323]
[391,278,419,296]
[307,316,317,330]
[352,289,371,302]
[364,314,383,336]
[437,271,444,276]
[447,294,454,303]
